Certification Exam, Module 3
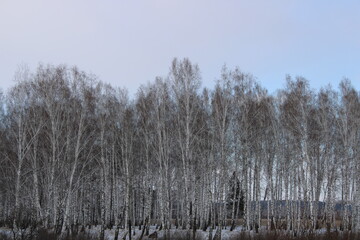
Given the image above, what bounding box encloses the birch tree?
[170,58,201,235]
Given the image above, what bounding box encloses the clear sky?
[1,0,359,96]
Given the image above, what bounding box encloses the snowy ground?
[0,225,245,240]
[93,225,247,240]
[0,225,345,240]
[0,227,14,239]
[86,225,212,240]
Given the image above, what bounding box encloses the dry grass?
[227,231,360,240]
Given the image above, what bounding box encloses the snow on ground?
[0,228,12,238]
[75,225,227,240]
[99,225,248,240]
[0,225,345,240]
[0,226,272,240]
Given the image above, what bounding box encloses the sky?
[1,0,360,97]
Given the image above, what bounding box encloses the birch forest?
[1,58,360,239]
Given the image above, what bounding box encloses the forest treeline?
[0,58,360,238]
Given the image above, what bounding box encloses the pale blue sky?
[1,0,359,96]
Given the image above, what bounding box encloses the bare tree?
[1,60,360,238]
[170,58,201,237]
